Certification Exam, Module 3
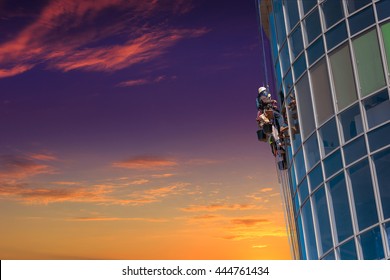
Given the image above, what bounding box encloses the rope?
[256,0,269,87]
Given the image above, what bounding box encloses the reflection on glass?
[297,215,307,259]
[349,6,375,36]
[283,70,293,94]
[363,90,390,128]
[328,173,354,243]
[326,21,348,50]
[295,148,306,184]
[385,222,390,253]
[273,0,287,45]
[280,42,291,76]
[287,93,301,150]
[347,0,372,14]
[302,0,318,15]
[290,26,304,60]
[368,123,390,152]
[321,0,344,29]
[275,59,282,86]
[352,29,386,97]
[289,165,297,193]
[284,0,300,31]
[329,44,358,111]
[340,104,363,142]
[349,159,378,231]
[319,118,340,156]
[304,133,320,170]
[304,9,322,45]
[270,14,278,63]
[359,226,384,260]
[339,239,358,260]
[377,0,390,21]
[307,37,324,65]
[294,193,300,217]
[295,74,316,140]
[308,164,323,190]
[313,186,333,254]
[381,22,390,74]
[343,136,366,165]
[311,58,334,126]
[321,251,335,260]
[373,147,390,220]
[293,53,307,79]
[302,200,318,259]
[298,178,309,204]
[324,149,343,178]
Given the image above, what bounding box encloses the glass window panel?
[302,0,318,15]
[302,200,318,259]
[304,132,320,170]
[329,44,358,111]
[321,0,344,29]
[328,173,354,242]
[307,37,324,65]
[308,164,323,189]
[343,135,367,165]
[295,148,307,183]
[297,215,307,259]
[283,69,293,94]
[284,0,300,31]
[290,26,304,59]
[274,0,287,45]
[326,21,348,50]
[373,147,390,219]
[349,159,378,231]
[385,222,390,253]
[290,164,298,193]
[368,122,390,152]
[319,118,340,156]
[293,53,307,79]
[339,239,358,260]
[304,9,322,45]
[275,59,282,86]
[377,0,390,21]
[340,104,363,142]
[381,22,390,74]
[295,74,316,140]
[359,226,385,260]
[294,193,300,216]
[352,29,386,97]
[298,178,309,203]
[364,90,390,128]
[321,250,335,260]
[310,58,334,126]
[324,149,343,178]
[287,93,302,151]
[280,42,291,76]
[347,0,372,14]
[270,14,279,63]
[313,186,333,254]
[349,6,375,36]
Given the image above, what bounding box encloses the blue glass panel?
[284,0,300,31]
[321,250,335,260]
[290,26,304,59]
[324,150,343,178]
[373,147,390,219]
[326,21,348,50]
[313,186,333,254]
[304,132,320,170]
[302,200,318,259]
[269,14,279,63]
[363,90,390,128]
[297,215,307,259]
[305,9,322,44]
[347,0,372,14]
[302,0,318,15]
[376,0,390,21]
[343,136,367,165]
[290,165,298,193]
[295,148,306,183]
[299,178,309,203]
[294,193,300,216]
[280,42,291,76]
[275,59,282,86]
[385,222,390,252]
[368,123,390,152]
[273,0,287,45]
[340,104,363,142]
[349,159,378,231]
[360,226,384,260]
[319,118,340,156]
[321,0,344,29]
[283,69,293,93]
[339,239,358,260]
[293,53,307,79]
[349,6,375,36]
[308,164,323,189]
[328,173,354,242]
[307,37,324,65]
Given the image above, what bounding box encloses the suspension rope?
[256,0,269,87]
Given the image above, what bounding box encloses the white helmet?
[258,86,267,94]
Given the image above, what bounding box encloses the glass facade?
[258,0,390,259]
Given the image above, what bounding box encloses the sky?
[0,0,291,260]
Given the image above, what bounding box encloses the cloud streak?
[113,156,177,170]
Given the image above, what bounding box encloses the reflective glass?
[347,0,372,13]
[304,9,322,45]
[287,93,302,151]
[280,42,291,76]
[319,118,340,156]
[328,173,354,242]
[321,0,344,29]
[293,53,307,79]
[313,186,333,254]
[339,239,358,260]
[386,222,390,253]
[310,58,334,126]
[307,37,324,65]
[349,6,375,36]
[294,193,300,216]
[290,26,304,59]
[302,200,318,259]
[295,148,306,183]
[377,0,390,21]
[284,0,300,31]
[304,132,320,170]
[349,159,378,231]
[340,104,363,142]
[326,21,348,50]
[295,74,316,140]
[298,178,309,204]
[329,44,358,111]
[308,164,323,189]
[297,215,307,259]
[290,164,298,193]
[273,0,287,45]
[283,69,293,94]
[364,90,390,128]
[352,29,386,97]
[321,250,335,260]
[368,123,390,152]
[302,0,318,15]
[324,149,343,178]
[359,226,385,260]
[382,22,390,74]
[270,14,279,63]
[343,136,367,165]
[373,147,390,219]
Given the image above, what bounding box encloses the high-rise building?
[257,0,390,260]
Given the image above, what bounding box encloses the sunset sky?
[0,0,290,259]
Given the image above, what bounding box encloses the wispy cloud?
[0,155,54,180]
[112,156,177,170]
[180,203,264,212]
[151,173,175,178]
[66,217,167,222]
[231,218,270,226]
[117,75,176,87]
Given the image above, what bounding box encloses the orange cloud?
[66,217,167,222]
[180,203,264,212]
[151,173,175,178]
[112,156,177,170]
[28,153,58,161]
[0,155,54,180]
[231,218,270,226]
